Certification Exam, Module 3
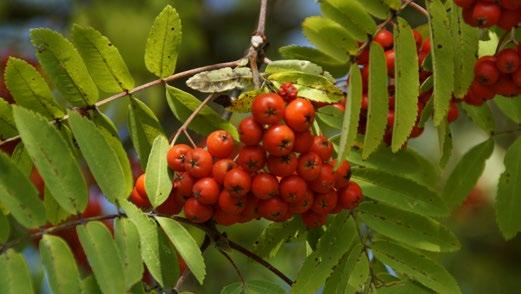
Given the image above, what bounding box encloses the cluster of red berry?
[130,89,363,228]
[455,0,521,30]
[464,45,521,105]
[356,28,459,145]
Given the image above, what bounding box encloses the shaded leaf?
[324,244,369,294]
[317,105,343,128]
[462,103,495,133]
[145,5,182,78]
[4,57,63,118]
[81,275,102,294]
[391,18,419,151]
[443,139,494,210]
[437,121,453,167]
[71,24,134,93]
[30,28,98,106]
[0,151,46,228]
[0,249,34,294]
[44,187,71,225]
[40,234,82,294]
[186,67,252,93]
[377,280,434,294]
[221,280,286,294]
[494,95,521,123]
[10,144,32,176]
[253,217,303,258]
[0,210,10,244]
[0,99,17,140]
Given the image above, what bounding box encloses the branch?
[173,235,211,293]
[219,249,248,292]
[170,94,216,146]
[227,239,294,286]
[248,0,270,89]
[406,1,428,17]
[0,60,241,148]
[492,126,521,137]
[256,0,269,36]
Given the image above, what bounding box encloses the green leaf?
[0,99,17,140]
[351,167,448,217]
[352,0,390,19]
[0,151,46,228]
[145,5,182,78]
[165,86,239,139]
[377,280,434,294]
[253,217,302,258]
[324,244,370,294]
[363,43,388,159]
[427,0,455,125]
[265,60,324,76]
[382,0,401,10]
[292,212,356,294]
[317,105,343,129]
[443,139,494,210]
[128,97,165,168]
[494,96,521,123]
[449,4,479,98]
[320,0,377,37]
[0,249,34,294]
[71,24,135,93]
[278,45,348,78]
[392,18,419,151]
[114,218,144,288]
[44,186,71,225]
[186,67,253,93]
[337,65,362,166]
[348,147,439,189]
[372,240,461,294]
[267,71,343,103]
[496,137,521,240]
[68,111,131,203]
[77,221,126,294]
[302,16,358,62]
[0,210,10,244]
[462,103,495,133]
[359,202,460,252]
[121,200,179,288]
[30,28,98,106]
[220,280,286,294]
[4,57,64,119]
[40,234,82,294]
[81,276,102,294]
[145,136,172,208]
[228,89,264,113]
[437,121,453,168]
[10,144,32,176]
[156,217,206,284]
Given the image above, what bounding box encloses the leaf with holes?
[496,137,521,240]
[145,5,182,78]
[187,67,253,93]
[462,103,495,133]
[443,139,494,210]
[128,97,165,168]
[40,235,82,294]
[4,57,64,119]
[372,240,461,294]
[351,167,447,217]
[166,86,239,140]
[359,202,460,252]
[0,151,46,228]
[268,71,343,103]
[0,249,34,294]
[363,43,388,159]
[71,24,135,93]
[292,212,356,294]
[145,136,172,208]
[337,65,362,167]
[391,18,419,152]
[30,28,98,106]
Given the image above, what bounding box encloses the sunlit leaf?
[40,235,82,294]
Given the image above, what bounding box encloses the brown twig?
[407,1,428,17]
[219,249,248,293]
[492,127,521,137]
[170,94,216,146]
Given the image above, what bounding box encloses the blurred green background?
[1,0,521,293]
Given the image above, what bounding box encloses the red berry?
[454,0,476,8]
[361,94,369,111]
[288,189,314,214]
[496,48,520,74]
[472,2,502,28]
[410,126,424,138]
[278,83,298,101]
[339,182,363,209]
[373,29,394,49]
[206,130,234,158]
[412,30,423,49]
[387,111,395,128]
[421,38,431,54]
[238,116,263,146]
[263,124,295,156]
[237,145,266,172]
[184,198,213,223]
[384,50,395,75]
[251,173,279,199]
[214,209,241,226]
[310,135,333,161]
[334,160,351,189]
[500,0,521,10]
[297,152,322,181]
[312,190,338,214]
[497,8,521,30]
[184,148,213,178]
[266,153,298,177]
[495,76,520,97]
[463,7,478,26]
[470,80,496,100]
[156,192,183,215]
[357,47,370,65]
[239,196,260,223]
[192,177,220,205]
[167,144,192,172]
[173,172,194,203]
[218,190,246,215]
[223,168,251,198]
[301,211,327,228]
[251,93,285,125]
[135,174,147,198]
[447,101,459,123]
[284,98,315,132]
[259,198,289,221]
[292,130,314,153]
[464,91,485,106]
[212,159,237,184]
[279,175,308,203]
[309,164,336,194]
[513,68,521,87]
[474,58,500,85]
[130,187,150,208]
